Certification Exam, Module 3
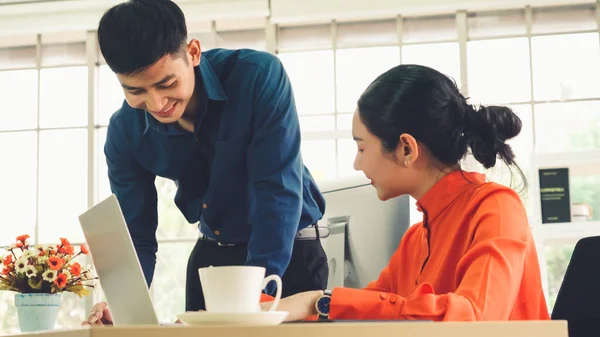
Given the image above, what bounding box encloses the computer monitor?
[317,176,411,289]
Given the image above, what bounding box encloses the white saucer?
[176,311,289,326]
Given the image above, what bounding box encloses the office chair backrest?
[551,236,600,336]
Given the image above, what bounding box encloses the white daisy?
[24,265,37,278]
[14,258,28,273]
[42,269,57,282]
[22,250,36,259]
[62,270,71,280]
[38,256,48,264]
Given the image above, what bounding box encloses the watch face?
[317,296,331,315]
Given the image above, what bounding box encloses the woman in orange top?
[266,64,549,322]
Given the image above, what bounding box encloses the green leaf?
[28,277,43,290]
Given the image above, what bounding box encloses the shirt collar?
[416,170,486,223]
[143,54,227,135]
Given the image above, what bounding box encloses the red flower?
[38,251,46,257]
[2,255,12,266]
[80,245,89,255]
[70,262,81,277]
[48,257,64,271]
[15,241,23,248]
[1,267,10,275]
[16,234,30,243]
[59,238,71,247]
[54,273,67,289]
[58,245,74,255]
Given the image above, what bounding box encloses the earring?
[404,160,409,167]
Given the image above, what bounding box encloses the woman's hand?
[82,302,113,326]
[261,290,324,322]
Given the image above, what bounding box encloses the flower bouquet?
[0,234,97,332]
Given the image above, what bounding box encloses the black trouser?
[185,234,329,311]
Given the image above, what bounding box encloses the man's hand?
[82,302,113,326]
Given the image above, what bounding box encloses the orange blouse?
[330,170,549,321]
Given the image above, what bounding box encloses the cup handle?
[262,274,282,312]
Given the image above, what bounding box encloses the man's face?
[116,40,201,124]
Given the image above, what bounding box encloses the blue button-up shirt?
[104,49,326,287]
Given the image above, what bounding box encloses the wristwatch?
[315,290,332,320]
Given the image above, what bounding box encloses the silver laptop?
[78,194,160,326]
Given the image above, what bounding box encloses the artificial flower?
[42,269,58,282]
[54,273,67,289]
[47,257,64,271]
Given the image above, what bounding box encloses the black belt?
[200,224,327,247]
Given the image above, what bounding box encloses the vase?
[14,293,62,332]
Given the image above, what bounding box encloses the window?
[402,43,461,88]
[301,140,337,181]
[39,67,88,128]
[216,29,266,51]
[403,15,456,43]
[155,178,199,240]
[467,9,526,39]
[467,37,531,104]
[150,241,196,322]
[570,174,600,222]
[336,47,400,113]
[0,69,37,130]
[534,101,600,153]
[95,127,110,203]
[0,45,36,69]
[532,4,597,34]
[531,33,600,101]
[38,129,88,243]
[41,42,86,67]
[0,132,37,242]
[97,65,124,126]
[278,51,335,116]
[485,104,533,211]
[544,242,576,309]
[336,19,398,48]
[337,138,361,179]
[277,24,331,52]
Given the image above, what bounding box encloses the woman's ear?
[397,134,419,167]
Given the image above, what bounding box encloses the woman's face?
[352,111,421,201]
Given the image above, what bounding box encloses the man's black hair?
[98,0,188,75]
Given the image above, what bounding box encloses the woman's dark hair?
[357,64,527,190]
[98,0,188,75]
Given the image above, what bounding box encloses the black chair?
[552,236,600,337]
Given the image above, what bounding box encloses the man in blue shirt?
[93,0,328,314]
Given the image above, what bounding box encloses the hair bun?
[463,105,522,169]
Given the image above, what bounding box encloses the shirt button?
[202,203,208,209]
[214,230,221,236]
[379,293,388,300]
[389,296,397,304]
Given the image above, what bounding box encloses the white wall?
[0,0,269,37]
[271,0,596,24]
[0,0,595,37]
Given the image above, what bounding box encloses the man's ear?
[187,39,201,67]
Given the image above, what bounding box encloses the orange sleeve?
[330,190,530,321]
[260,293,275,302]
[362,251,396,292]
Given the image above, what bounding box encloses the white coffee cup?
[198,265,282,313]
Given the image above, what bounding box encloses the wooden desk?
[5,321,568,337]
